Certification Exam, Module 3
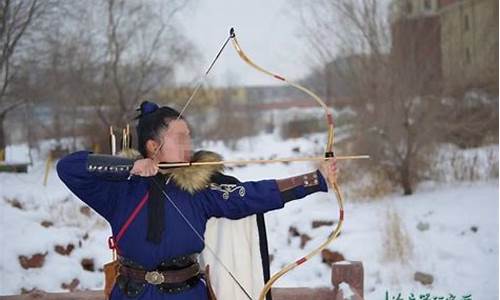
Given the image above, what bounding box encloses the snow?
[335,261,353,265]
[0,132,498,299]
[339,282,356,298]
[3,143,31,164]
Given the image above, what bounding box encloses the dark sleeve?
[198,170,328,220]
[56,151,133,220]
[199,173,285,220]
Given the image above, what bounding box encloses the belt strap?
[118,263,200,285]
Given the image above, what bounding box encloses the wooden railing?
[0,261,364,300]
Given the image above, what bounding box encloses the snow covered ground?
[0,133,498,299]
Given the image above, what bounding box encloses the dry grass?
[425,145,499,182]
[381,206,413,264]
[347,167,397,201]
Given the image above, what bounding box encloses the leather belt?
[118,262,201,285]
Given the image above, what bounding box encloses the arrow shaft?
[158,155,370,168]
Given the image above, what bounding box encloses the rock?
[80,206,92,217]
[292,147,301,153]
[417,221,430,231]
[20,288,44,294]
[312,220,335,229]
[54,243,75,256]
[61,278,80,292]
[321,249,345,266]
[40,220,54,228]
[5,197,23,210]
[81,258,95,272]
[300,234,312,249]
[19,252,47,269]
[414,271,433,285]
[288,226,300,237]
[83,233,89,240]
[470,226,478,233]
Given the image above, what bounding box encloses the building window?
[406,1,413,14]
[424,0,432,10]
[464,14,469,31]
[465,48,471,64]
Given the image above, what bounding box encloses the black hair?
[135,101,184,158]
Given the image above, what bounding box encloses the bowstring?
[150,30,255,299]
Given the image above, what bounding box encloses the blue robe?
[56,151,328,299]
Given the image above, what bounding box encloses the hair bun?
[135,101,159,119]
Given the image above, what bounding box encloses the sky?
[175,0,313,87]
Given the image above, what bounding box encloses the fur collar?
[169,150,223,194]
[118,149,224,194]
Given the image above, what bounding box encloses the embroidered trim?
[209,183,246,200]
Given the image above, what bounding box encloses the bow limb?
[229,28,345,300]
[230,29,335,153]
[259,182,344,299]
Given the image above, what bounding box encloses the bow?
[158,28,359,300]
[229,28,346,300]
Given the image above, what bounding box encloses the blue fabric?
[56,151,293,300]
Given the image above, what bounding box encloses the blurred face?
[146,119,192,163]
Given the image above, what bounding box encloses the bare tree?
[0,0,56,158]
[292,0,391,105]
[90,0,193,128]
[293,0,473,195]
[8,0,195,153]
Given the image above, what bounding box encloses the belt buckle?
[145,271,165,285]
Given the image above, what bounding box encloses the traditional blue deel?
[56,150,328,300]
